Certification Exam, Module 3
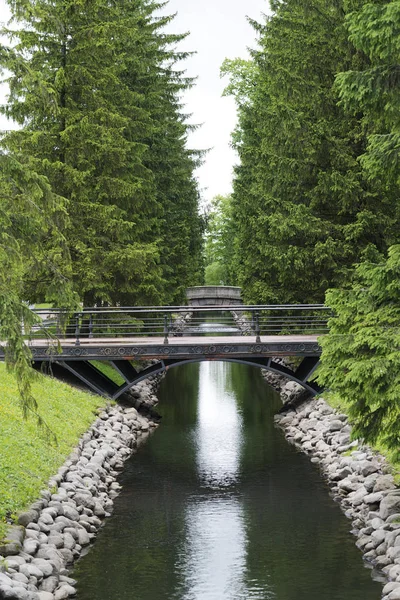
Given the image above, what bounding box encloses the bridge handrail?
[31,304,330,315]
[24,304,332,347]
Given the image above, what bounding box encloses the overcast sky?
[0,0,270,205]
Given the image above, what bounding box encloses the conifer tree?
[0,150,76,423]
[335,0,400,186]
[1,0,203,307]
[223,0,399,304]
[317,245,400,456]
[118,7,205,303]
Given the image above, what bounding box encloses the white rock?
[61,506,79,523]
[20,563,44,580]
[382,581,400,594]
[31,559,53,578]
[370,517,384,530]
[23,539,40,555]
[349,486,368,506]
[11,572,29,584]
[77,528,90,547]
[0,573,13,586]
[38,591,56,600]
[54,588,70,600]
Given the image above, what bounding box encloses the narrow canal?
[74,362,381,599]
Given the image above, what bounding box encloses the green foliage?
[0,0,203,307]
[205,262,226,286]
[203,195,236,286]
[0,151,77,426]
[0,0,204,424]
[0,363,105,539]
[318,245,400,457]
[223,0,399,304]
[335,1,400,186]
[90,361,125,386]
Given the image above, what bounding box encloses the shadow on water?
[73,361,381,600]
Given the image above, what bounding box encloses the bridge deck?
[24,334,321,361]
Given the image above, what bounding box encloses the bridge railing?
[27,305,331,346]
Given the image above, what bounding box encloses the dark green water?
[73,362,381,599]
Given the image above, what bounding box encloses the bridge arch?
[97,356,322,401]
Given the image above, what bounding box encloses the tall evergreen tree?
[106,1,204,304]
[123,16,205,303]
[0,150,76,423]
[335,0,400,186]
[223,0,399,304]
[317,245,400,457]
[1,0,203,307]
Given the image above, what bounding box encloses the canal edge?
[268,371,400,600]
[0,377,162,600]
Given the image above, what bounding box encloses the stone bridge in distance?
[186,286,242,307]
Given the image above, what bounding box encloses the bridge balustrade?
[27,304,331,346]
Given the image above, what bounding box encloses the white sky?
[0,0,270,205]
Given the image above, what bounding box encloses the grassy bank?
[0,363,107,541]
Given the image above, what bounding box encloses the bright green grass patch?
[90,361,125,386]
[0,363,106,541]
[33,303,53,309]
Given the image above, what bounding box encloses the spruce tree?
[317,245,400,456]
[0,150,76,423]
[335,0,400,186]
[1,0,203,307]
[119,7,205,303]
[224,0,399,304]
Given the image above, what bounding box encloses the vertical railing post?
[255,310,261,343]
[163,313,169,345]
[89,313,93,339]
[75,313,82,346]
[56,311,61,337]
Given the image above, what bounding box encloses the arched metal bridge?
[0,305,330,399]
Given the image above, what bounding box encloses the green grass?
[91,361,125,385]
[33,303,53,309]
[0,363,107,541]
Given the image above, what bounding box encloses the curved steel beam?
[110,356,322,400]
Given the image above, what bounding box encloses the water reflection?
[195,362,242,488]
[177,498,252,600]
[73,362,381,600]
[176,362,255,599]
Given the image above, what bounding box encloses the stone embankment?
[170,311,193,336]
[230,310,253,334]
[271,376,400,600]
[0,378,159,600]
